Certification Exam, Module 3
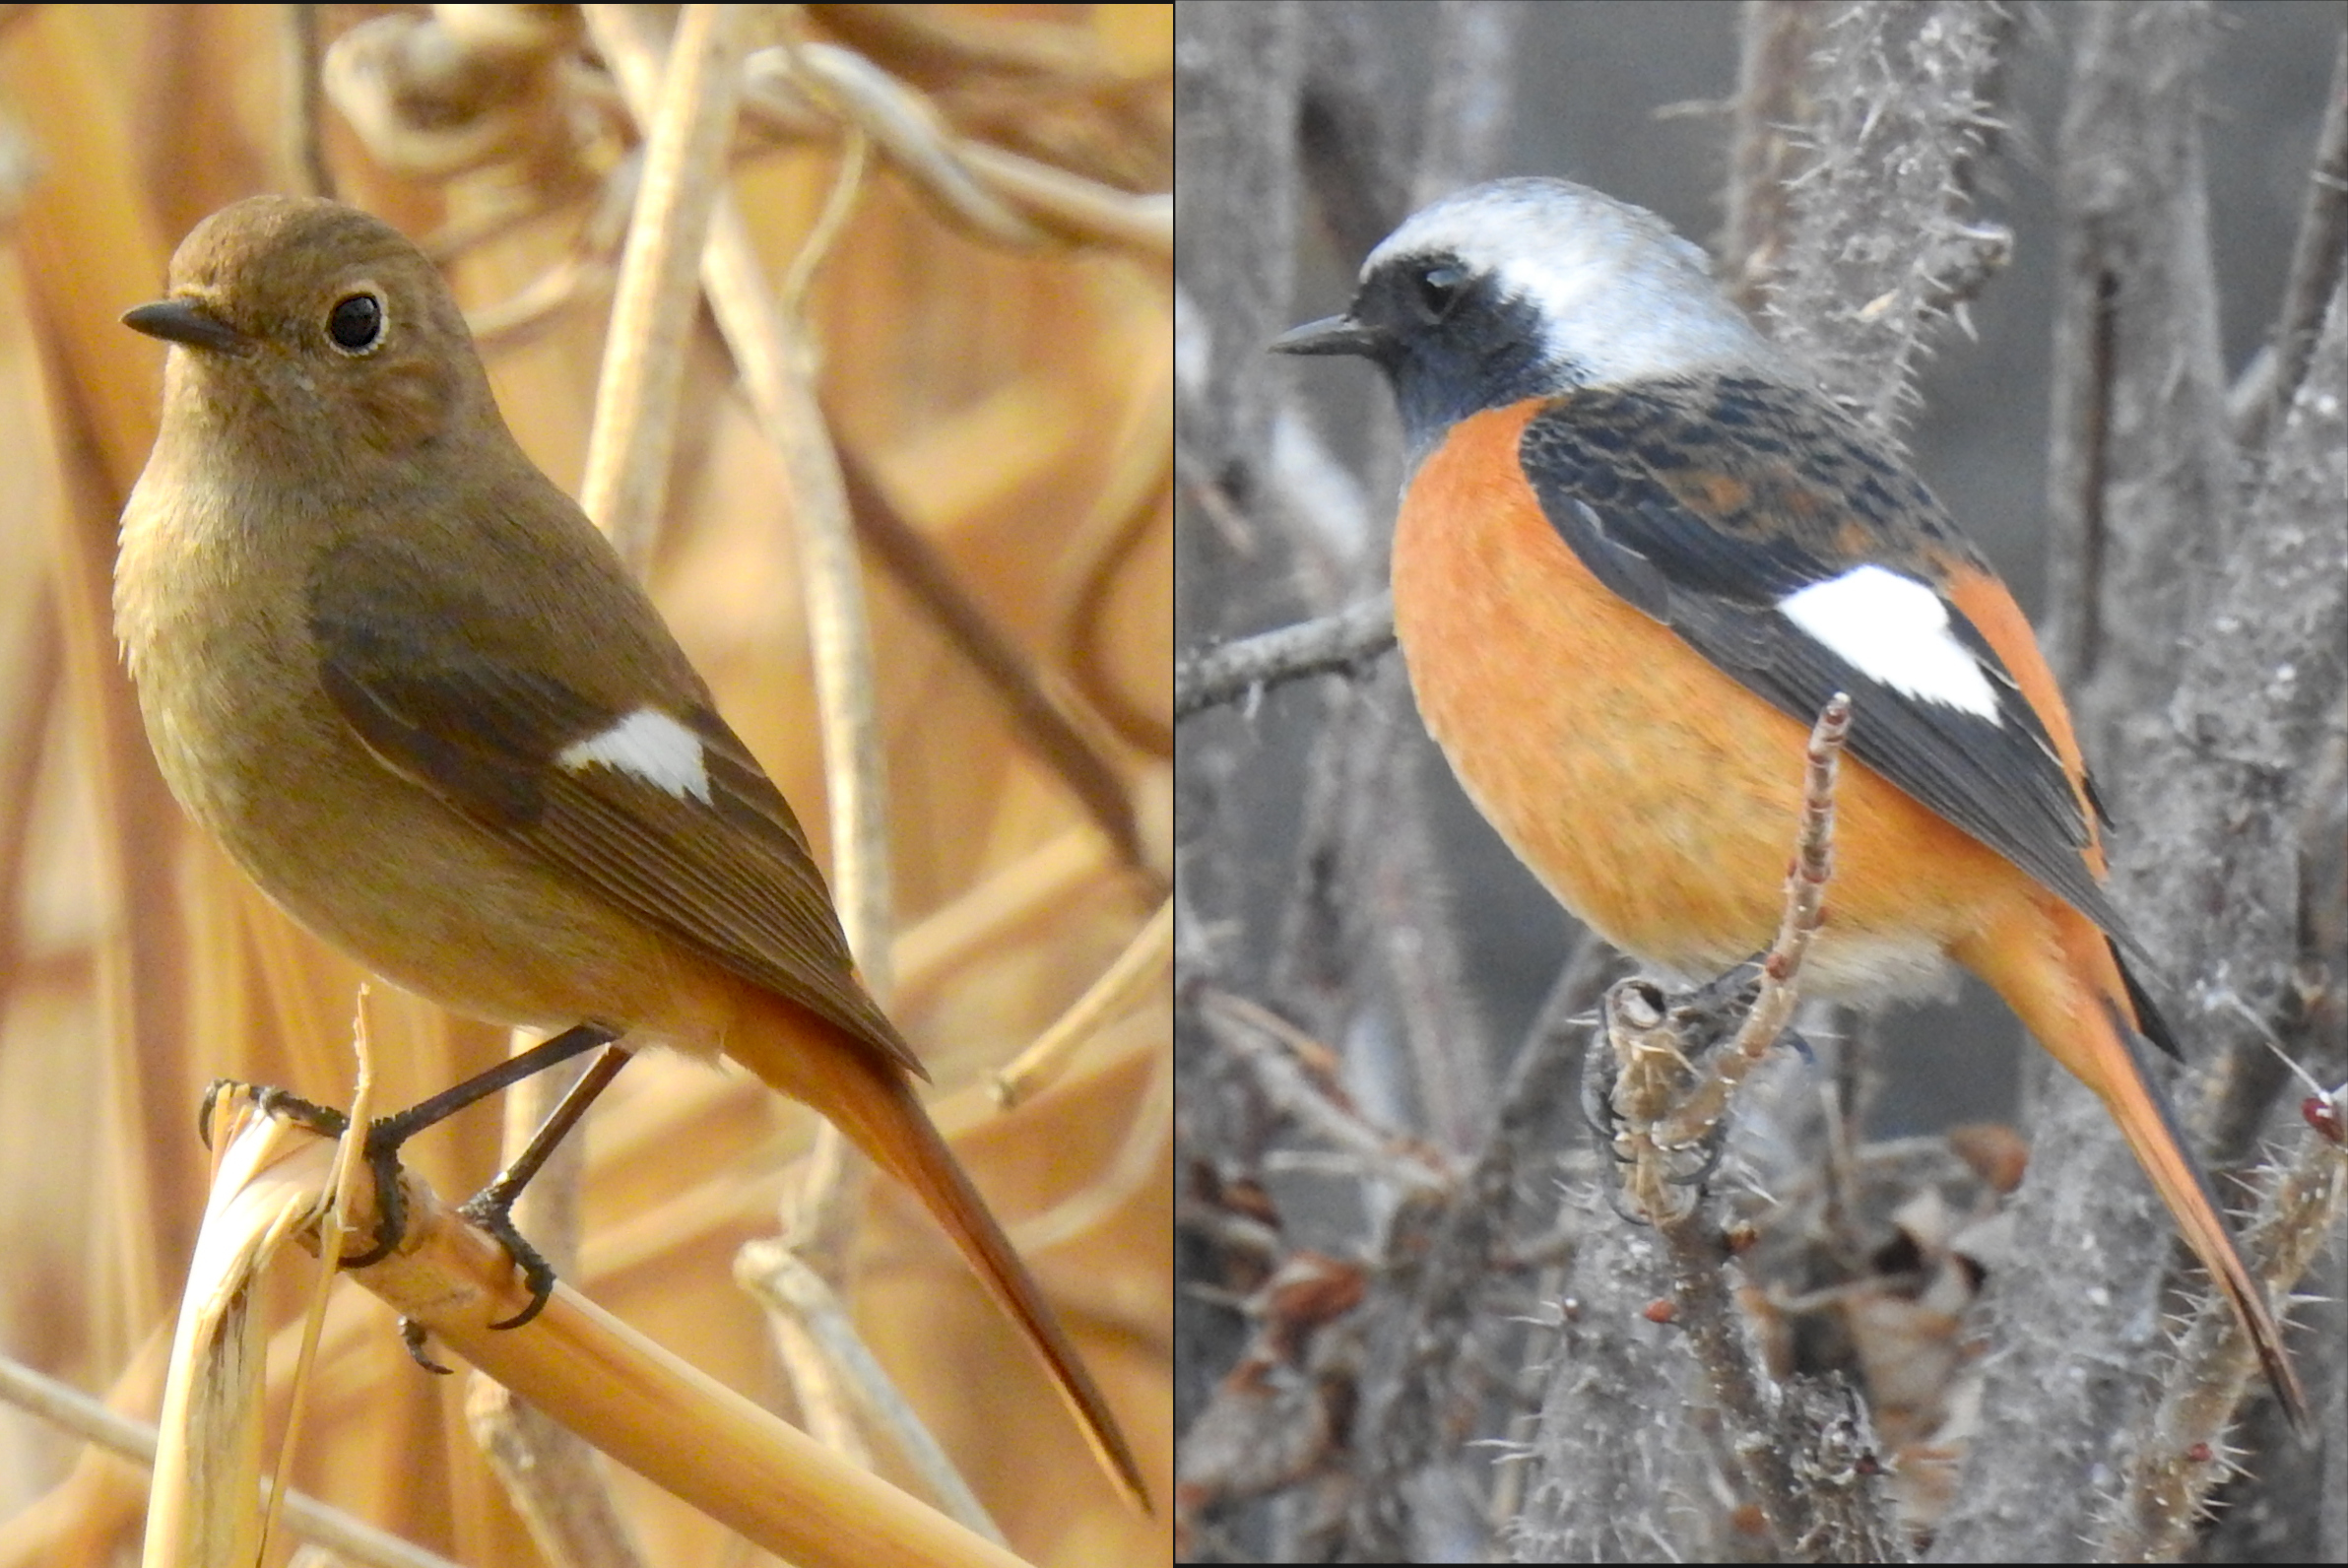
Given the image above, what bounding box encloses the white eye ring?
[326,290,387,355]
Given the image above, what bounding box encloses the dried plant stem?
[595,0,907,1483]
[837,445,1148,871]
[737,47,1170,257]
[467,1386,648,1568]
[993,898,1170,1107]
[579,3,753,566]
[196,1092,1028,1568]
[281,5,332,198]
[702,201,894,985]
[0,1353,464,1568]
[477,6,751,1550]
[734,1242,1007,1542]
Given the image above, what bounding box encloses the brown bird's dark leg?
[398,1042,637,1367]
[395,1039,637,1369]
[460,1041,635,1329]
[325,1022,621,1271]
[199,1023,625,1364]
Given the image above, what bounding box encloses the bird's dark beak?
[1271,312,1382,358]
[123,297,252,355]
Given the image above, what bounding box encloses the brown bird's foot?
[200,1080,406,1261]
[409,1037,639,1369]
[335,1114,425,1272]
[1578,961,1797,1211]
[198,1030,630,1369]
[198,1081,429,1274]
[200,1078,352,1146]
[198,1082,439,1279]
[393,1139,584,1374]
[399,1317,455,1375]
[388,1189,555,1375]
[328,1023,623,1277]
[457,1184,558,1331]
[443,1042,637,1337]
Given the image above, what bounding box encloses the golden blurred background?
[0,5,1170,1563]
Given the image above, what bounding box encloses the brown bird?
[115,194,1146,1509]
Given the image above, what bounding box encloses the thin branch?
[1592,695,1889,1561]
[1174,595,1396,721]
[835,445,1149,871]
[1192,987,1453,1199]
[282,4,333,198]
[1655,693,1847,1152]
[2236,26,2348,459]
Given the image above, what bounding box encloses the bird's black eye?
[327,293,385,354]
[1411,263,1469,322]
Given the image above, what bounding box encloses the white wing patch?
[1778,565,2001,720]
[557,708,713,803]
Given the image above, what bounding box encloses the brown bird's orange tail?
[1964,909,2309,1430]
[726,1000,1150,1510]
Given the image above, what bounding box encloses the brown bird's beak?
[123,297,252,355]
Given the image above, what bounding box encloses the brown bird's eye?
[327,293,385,354]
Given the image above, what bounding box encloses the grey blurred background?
[1187,0,2332,1137]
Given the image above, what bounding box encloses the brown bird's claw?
[199,1078,350,1149]
[211,1082,561,1359]
[334,1115,420,1271]
[329,1022,622,1290]
[206,1030,620,1360]
[400,1317,455,1375]
[391,1197,559,1366]
[457,1183,559,1331]
[196,1081,417,1274]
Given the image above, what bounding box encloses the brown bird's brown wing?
[305,536,923,1078]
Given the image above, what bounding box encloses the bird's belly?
[1392,405,2012,1005]
[134,625,708,1042]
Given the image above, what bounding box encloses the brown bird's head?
[124,195,500,469]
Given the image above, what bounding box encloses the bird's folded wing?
[307,544,921,1076]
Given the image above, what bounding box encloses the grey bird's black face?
[1275,246,1565,462]
[1276,176,1787,469]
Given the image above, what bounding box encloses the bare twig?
[1174,595,1396,721]
[2235,27,2348,459]
[1593,695,1884,1561]
[1654,693,1847,1152]
[282,5,332,198]
[835,446,1149,871]
[1192,987,1453,1199]
[0,1353,464,1568]
[733,1242,1006,1541]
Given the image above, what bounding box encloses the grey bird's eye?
[327,293,385,354]
[1412,263,1469,322]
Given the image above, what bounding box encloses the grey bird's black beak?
[1270,312,1382,358]
[123,297,252,355]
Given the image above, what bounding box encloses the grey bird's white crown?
[1363,176,1785,388]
